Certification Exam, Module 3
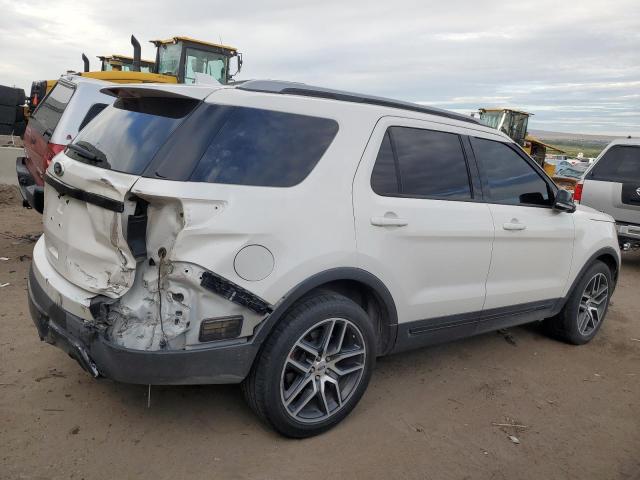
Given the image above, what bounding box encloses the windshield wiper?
[66,143,98,162]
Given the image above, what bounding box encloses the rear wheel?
[544,261,612,345]
[242,293,375,437]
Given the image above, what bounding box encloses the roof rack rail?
[236,80,479,125]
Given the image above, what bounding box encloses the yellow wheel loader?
[477,108,575,189]
[29,35,242,113]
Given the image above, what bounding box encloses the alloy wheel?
[280,318,366,423]
[577,272,609,336]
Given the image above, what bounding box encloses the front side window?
[33,82,75,132]
[371,126,472,200]
[471,137,552,206]
[589,146,640,184]
[184,48,227,84]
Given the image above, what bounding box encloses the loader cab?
[98,55,155,73]
[478,108,530,147]
[152,37,242,84]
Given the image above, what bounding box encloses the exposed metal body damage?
[91,194,267,351]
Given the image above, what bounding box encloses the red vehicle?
[17,76,112,213]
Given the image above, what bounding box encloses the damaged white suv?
[28,80,620,437]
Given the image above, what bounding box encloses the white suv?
[28,80,620,437]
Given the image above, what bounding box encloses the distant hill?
[529,130,621,143]
[529,129,626,158]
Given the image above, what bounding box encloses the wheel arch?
[254,268,398,356]
[553,246,620,315]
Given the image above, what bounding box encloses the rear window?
[68,99,339,187]
[67,96,198,174]
[33,82,75,132]
[589,146,640,183]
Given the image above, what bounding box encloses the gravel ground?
[1,186,639,480]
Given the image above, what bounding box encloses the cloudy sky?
[1,0,638,135]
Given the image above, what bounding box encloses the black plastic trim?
[393,299,560,353]
[253,267,399,356]
[44,172,124,213]
[237,80,479,125]
[562,247,621,300]
[28,266,258,385]
[16,156,44,213]
[200,271,273,315]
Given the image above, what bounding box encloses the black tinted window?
[372,127,471,199]
[190,107,338,187]
[78,103,108,131]
[68,96,198,174]
[33,82,75,132]
[471,137,551,206]
[589,146,640,183]
[371,131,399,195]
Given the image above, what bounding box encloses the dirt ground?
[1,184,639,480]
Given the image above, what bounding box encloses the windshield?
[479,111,503,129]
[184,48,228,84]
[157,43,182,76]
[103,62,152,73]
[67,96,199,174]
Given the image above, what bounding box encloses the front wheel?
[544,261,613,345]
[242,293,376,437]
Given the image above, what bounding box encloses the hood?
[576,204,615,223]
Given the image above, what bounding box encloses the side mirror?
[553,189,576,213]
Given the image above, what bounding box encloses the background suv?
[28,80,620,437]
[17,75,113,212]
[575,138,640,250]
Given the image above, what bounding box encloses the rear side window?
[589,146,640,183]
[371,131,399,195]
[78,103,108,131]
[67,96,199,174]
[371,126,471,200]
[189,107,338,187]
[32,82,75,132]
[471,137,552,206]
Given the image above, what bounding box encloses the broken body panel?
[40,153,269,352]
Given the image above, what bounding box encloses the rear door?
[582,145,640,224]
[470,136,574,313]
[353,117,494,340]
[25,80,75,183]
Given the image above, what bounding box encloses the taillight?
[45,143,65,167]
[573,182,583,203]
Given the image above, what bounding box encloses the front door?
[469,137,575,315]
[353,118,494,344]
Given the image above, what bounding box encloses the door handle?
[503,219,526,231]
[371,216,408,227]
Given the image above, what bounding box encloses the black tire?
[543,261,613,345]
[0,104,17,124]
[0,124,15,135]
[242,293,376,438]
[0,85,22,107]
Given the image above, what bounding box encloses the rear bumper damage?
[28,265,260,385]
[16,156,44,213]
